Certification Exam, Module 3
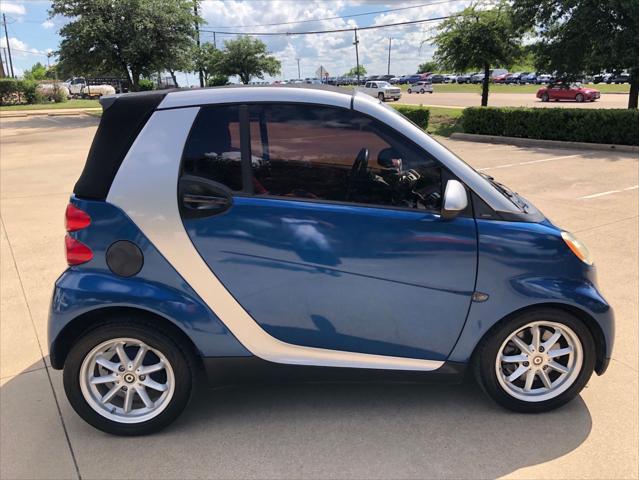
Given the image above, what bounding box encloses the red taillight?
[65,235,93,265]
[65,204,91,232]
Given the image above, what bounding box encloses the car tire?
[474,308,596,413]
[575,93,585,102]
[378,93,385,101]
[407,89,412,94]
[63,319,194,435]
[419,89,425,94]
[541,93,549,102]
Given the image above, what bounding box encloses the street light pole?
[193,0,204,87]
[387,37,392,75]
[2,14,15,78]
[353,29,360,84]
[296,58,301,79]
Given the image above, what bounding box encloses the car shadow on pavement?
[1,364,593,479]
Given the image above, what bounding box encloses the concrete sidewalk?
[1,115,637,479]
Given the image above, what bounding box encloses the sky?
[0,0,472,85]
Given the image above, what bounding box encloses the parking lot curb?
[0,109,101,118]
[450,133,639,153]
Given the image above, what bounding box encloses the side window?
[248,104,443,211]
[181,105,243,191]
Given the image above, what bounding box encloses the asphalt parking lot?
[398,92,630,108]
[1,114,637,479]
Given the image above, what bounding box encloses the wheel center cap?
[123,373,136,383]
[532,356,544,366]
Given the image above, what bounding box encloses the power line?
[200,14,454,37]
[207,0,465,29]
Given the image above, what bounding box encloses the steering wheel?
[351,148,369,176]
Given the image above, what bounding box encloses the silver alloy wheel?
[495,321,583,402]
[79,338,176,423]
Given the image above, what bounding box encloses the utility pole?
[2,14,15,78]
[213,31,216,48]
[353,29,360,84]
[296,58,300,79]
[387,37,392,75]
[193,0,204,87]
[0,48,5,78]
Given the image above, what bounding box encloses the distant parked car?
[389,77,401,84]
[505,72,527,84]
[537,82,600,102]
[407,81,434,94]
[520,72,537,84]
[456,74,472,84]
[444,74,457,83]
[398,75,411,84]
[358,81,402,101]
[471,73,485,84]
[492,73,509,83]
[536,74,554,84]
[405,74,423,84]
[427,74,445,84]
[608,73,630,84]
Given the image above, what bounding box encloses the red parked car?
[537,82,601,102]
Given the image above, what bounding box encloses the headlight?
[561,231,593,265]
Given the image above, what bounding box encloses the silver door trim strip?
[107,108,444,371]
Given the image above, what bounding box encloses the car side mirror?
[441,180,468,220]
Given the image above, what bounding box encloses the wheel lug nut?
[523,361,529,367]
[539,346,545,352]
[118,366,125,372]
[140,375,146,381]
[122,386,127,391]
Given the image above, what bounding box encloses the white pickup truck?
[63,77,117,98]
[358,81,402,102]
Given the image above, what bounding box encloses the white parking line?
[579,185,639,199]
[478,154,583,171]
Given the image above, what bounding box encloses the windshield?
[377,82,391,88]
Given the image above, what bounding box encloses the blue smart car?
[49,86,614,435]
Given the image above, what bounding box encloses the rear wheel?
[407,89,412,93]
[63,321,194,435]
[474,309,595,413]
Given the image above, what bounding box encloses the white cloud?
[197,0,471,82]
[0,2,26,16]
[42,20,55,29]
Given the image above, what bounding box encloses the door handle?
[183,193,230,210]
[179,175,233,219]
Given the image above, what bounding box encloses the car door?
[178,103,478,362]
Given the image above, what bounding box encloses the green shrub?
[52,85,68,103]
[207,74,229,87]
[138,79,156,91]
[0,78,50,105]
[461,107,639,146]
[391,105,430,129]
[22,80,46,104]
[0,78,22,104]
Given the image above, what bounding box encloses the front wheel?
[63,321,194,435]
[541,93,549,102]
[474,309,595,413]
[575,93,585,102]
[407,88,412,94]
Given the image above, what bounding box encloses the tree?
[417,61,439,74]
[193,42,225,85]
[50,0,200,91]
[219,37,280,84]
[434,3,521,106]
[23,62,48,80]
[512,0,639,109]
[345,65,367,77]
